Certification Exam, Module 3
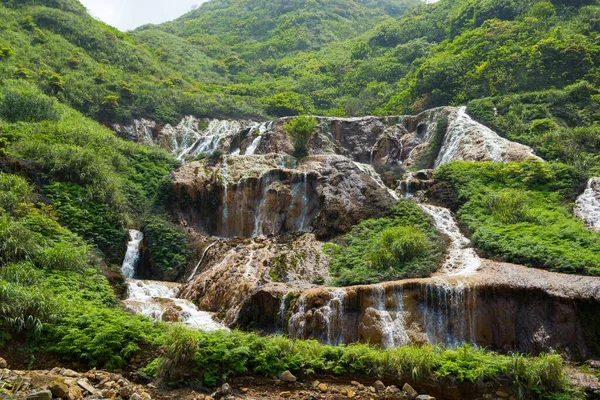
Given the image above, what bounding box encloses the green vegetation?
[145,328,580,399]
[0,80,177,260]
[283,115,318,157]
[142,216,188,276]
[436,160,600,275]
[325,200,444,286]
[468,82,600,174]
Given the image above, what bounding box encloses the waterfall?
[277,296,288,333]
[288,296,307,339]
[323,290,346,345]
[121,230,143,279]
[252,173,272,237]
[373,286,409,348]
[403,172,414,198]
[121,230,225,331]
[575,177,600,231]
[245,121,272,155]
[419,280,477,346]
[221,156,230,234]
[434,107,538,168]
[292,173,311,232]
[177,120,248,161]
[419,204,481,276]
[187,241,218,282]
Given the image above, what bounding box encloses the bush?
[0,84,58,122]
[326,200,444,286]
[283,115,318,158]
[370,226,430,270]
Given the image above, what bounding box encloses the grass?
[435,160,600,275]
[325,200,444,286]
[144,328,581,399]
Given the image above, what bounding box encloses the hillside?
[1,0,600,399]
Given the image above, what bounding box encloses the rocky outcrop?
[169,154,397,239]
[0,367,153,400]
[115,107,539,168]
[180,233,329,328]
[282,261,600,360]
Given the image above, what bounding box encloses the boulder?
[49,379,70,398]
[402,383,418,400]
[0,357,7,368]
[278,370,297,383]
[374,380,386,393]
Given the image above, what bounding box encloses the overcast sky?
[79,0,206,31]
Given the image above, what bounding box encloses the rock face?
[283,261,600,359]
[169,154,396,239]
[180,233,329,327]
[115,106,538,168]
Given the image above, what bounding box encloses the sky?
[79,0,207,31]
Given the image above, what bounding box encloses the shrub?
[326,200,444,286]
[0,173,34,213]
[0,85,58,122]
[370,225,430,270]
[283,115,318,158]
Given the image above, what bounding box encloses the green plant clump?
[283,115,318,158]
[325,200,444,286]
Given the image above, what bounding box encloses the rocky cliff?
[113,107,600,361]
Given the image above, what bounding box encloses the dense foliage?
[435,160,600,275]
[143,327,580,399]
[325,200,444,286]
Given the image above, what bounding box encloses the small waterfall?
[187,241,218,282]
[245,122,272,155]
[419,280,477,346]
[292,173,311,232]
[433,107,538,168]
[121,230,224,331]
[288,296,307,339]
[323,290,346,345]
[372,286,409,349]
[403,172,414,198]
[177,120,248,161]
[121,230,143,279]
[252,173,272,237]
[221,156,230,234]
[419,204,481,276]
[575,177,600,231]
[277,296,288,333]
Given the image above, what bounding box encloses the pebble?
[0,358,7,368]
[317,383,328,392]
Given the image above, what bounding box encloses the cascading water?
[177,120,250,161]
[122,230,143,279]
[418,204,481,276]
[353,162,400,200]
[373,286,409,348]
[419,280,477,346]
[575,177,600,231]
[245,121,273,155]
[288,296,307,339]
[121,230,224,330]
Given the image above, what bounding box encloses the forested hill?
[1,0,598,124]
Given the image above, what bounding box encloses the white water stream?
[419,204,481,276]
[575,177,600,231]
[121,230,224,330]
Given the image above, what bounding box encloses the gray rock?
[278,370,297,383]
[77,379,98,395]
[416,396,435,400]
[374,380,386,393]
[402,383,418,400]
[27,390,52,400]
